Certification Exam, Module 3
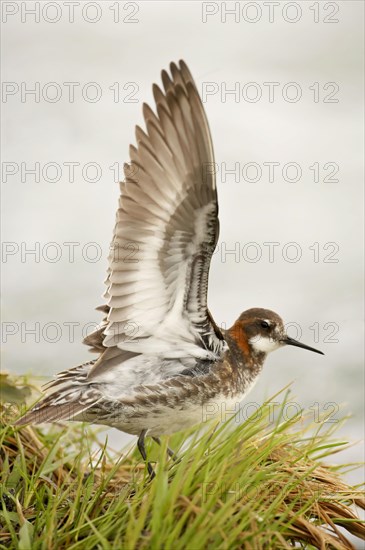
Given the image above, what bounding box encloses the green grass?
[0,376,364,549]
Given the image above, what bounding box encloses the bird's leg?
[152,436,178,462]
[137,430,155,479]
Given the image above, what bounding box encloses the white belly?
[103,391,253,436]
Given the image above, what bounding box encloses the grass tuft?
[0,376,364,549]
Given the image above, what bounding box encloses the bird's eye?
[260,321,270,329]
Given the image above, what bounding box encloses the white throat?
[249,336,281,355]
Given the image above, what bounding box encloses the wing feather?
[86,60,226,379]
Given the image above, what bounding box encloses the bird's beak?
[281,336,324,355]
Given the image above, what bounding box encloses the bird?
[16,60,324,477]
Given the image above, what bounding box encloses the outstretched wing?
[87,60,225,376]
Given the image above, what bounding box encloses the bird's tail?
[14,361,99,426]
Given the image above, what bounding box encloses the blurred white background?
[1,2,364,480]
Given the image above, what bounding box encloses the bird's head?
[228,308,324,357]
